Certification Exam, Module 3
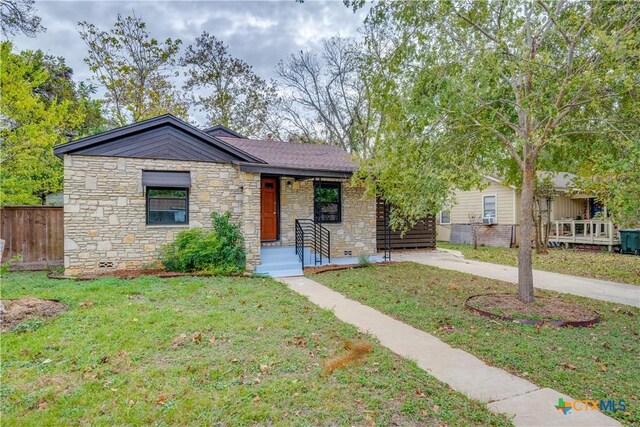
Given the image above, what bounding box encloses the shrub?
[161,212,246,274]
[358,253,371,267]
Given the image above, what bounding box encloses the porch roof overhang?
[233,161,353,179]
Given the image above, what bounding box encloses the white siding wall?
[449,180,517,225]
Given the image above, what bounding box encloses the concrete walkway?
[280,276,620,426]
[394,250,640,307]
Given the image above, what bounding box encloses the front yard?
[438,242,640,285]
[0,272,509,426]
[311,263,640,425]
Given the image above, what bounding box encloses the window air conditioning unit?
[482,217,496,225]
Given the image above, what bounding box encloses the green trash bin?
[619,229,640,255]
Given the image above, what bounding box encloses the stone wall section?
[278,178,376,258]
[63,155,260,275]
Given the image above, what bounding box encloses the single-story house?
[436,173,616,248]
[54,114,432,276]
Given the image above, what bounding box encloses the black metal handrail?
[382,200,391,261]
[295,219,305,268]
[294,219,331,267]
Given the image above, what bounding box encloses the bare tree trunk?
[542,198,552,250]
[533,199,542,253]
[518,164,536,303]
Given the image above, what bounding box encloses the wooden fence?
[0,206,64,268]
[376,199,436,250]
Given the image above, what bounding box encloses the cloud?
[10,0,369,125]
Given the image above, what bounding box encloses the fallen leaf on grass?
[38,402,48,411]
[156,395,166,406]
[172,334,188,348]
[259,364,269,373]
[193,333,202,343]
[562,363,577,370]
[253,396,261,403]
[324,341,373,374]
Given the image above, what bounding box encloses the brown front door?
[260,177,278,241]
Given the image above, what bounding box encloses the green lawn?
[0,272,509,426]
[311,263,640,425]
[438,242,640,285]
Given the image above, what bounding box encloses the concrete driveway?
[393,250,640,307]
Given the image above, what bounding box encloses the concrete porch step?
[265,268,304,278]
[256,261,302,274]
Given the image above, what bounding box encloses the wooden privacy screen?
[376,198,436,250]
[0,206,64,265]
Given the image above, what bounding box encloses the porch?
[256,246,385,278]
[549,220,620,249]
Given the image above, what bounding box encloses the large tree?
[78,14,188,126]
[276,36,377,154]
[0,42,101,205]
[180,32,277,138]
[1,0,45,38]
[352,1,639,302]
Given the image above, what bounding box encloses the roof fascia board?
[54,115,265,164]
[235,162,353,179]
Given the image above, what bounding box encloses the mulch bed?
[48,269,254,281]
[1,297,68,332]
[305,261,399,275]
[465,294,600,327]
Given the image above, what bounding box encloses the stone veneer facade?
[278,177,376,257]
[63,155,261,275]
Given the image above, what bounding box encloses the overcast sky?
[11,0,369,125]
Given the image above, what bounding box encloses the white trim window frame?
[483,194,497,221]
[440,209,451,224]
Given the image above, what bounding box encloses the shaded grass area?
[0,272,509,426]
[438,242,640,285]
[311,263,640,425]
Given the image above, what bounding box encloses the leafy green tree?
[352,1,639,302]
[577,139,640,228]
[1,0,45,38]
[20,49,106,137]
[78,13,188,126]
[181,32,278,138]
[0,42,91,205]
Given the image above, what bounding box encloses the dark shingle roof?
[218,137,357,173]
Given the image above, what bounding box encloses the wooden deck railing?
[550,220,619,246]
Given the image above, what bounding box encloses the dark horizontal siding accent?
[376,198,436,250]
[142,171,191,187]
[74,125,238,163]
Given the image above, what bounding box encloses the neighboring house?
[54,114,433,276]
[436,173,617,249]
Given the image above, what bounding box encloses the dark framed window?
[314,182,341,223]
[146,187,189,225]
